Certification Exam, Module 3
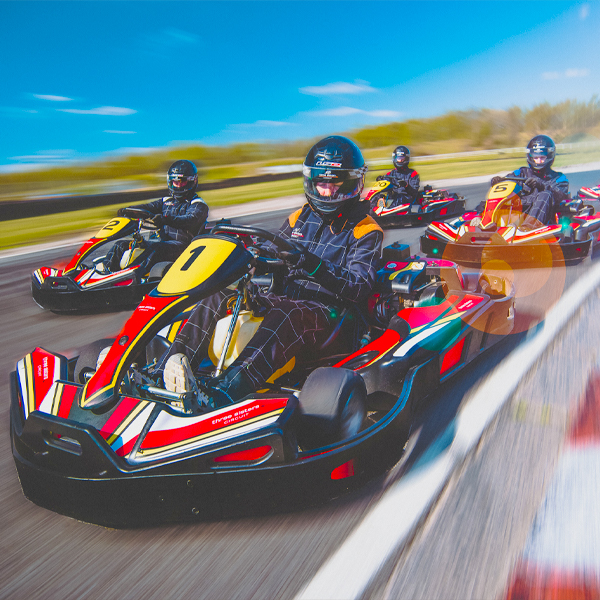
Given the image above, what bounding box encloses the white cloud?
[9,149,76,163]
[164,28,199,45]
[254,120,292,127]
[58,106,136,116]
[299,81,377,96]
[580,4,590,20]
[33,94,72,102]
[542,68,590,80]
[566,68,590,78]
[104,130,136,134]
[312,106,402,118]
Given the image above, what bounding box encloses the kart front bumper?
[9,370,415,527]
[31,274,155,312]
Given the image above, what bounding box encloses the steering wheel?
[211,223,299,254]
[121,207,159,229]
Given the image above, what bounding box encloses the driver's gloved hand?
[490,176,503,186]
[525,177,546,192]
[376,175,384,181]
[395,180,408,189]
[151,214,165,227]
[279,241,323,276]
[117,208,127,217]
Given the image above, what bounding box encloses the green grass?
[3,147,600,252]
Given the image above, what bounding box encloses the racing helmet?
[392,145,410,169]
[303,136,367,217]
[167,160,198,200]
[526,135,556,173]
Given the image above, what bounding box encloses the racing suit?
[508,166,569,226]
[109,194,208,271]
[380,167,420,208]
[160,200,383,394]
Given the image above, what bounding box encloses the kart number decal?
[95,217,131,239]
[488,181,518,200]
[157,238,237,296]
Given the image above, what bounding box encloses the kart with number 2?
[31,208,181,312]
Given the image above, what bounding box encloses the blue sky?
[1,1,599,171]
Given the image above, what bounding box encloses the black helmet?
[167,160,198,200]
[303,136,367,217]
[526,135,556,173]
[392,145,410,169]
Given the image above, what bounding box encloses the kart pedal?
[164,353,198,394]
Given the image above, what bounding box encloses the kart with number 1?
[11,223,515,527]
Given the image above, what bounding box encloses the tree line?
[3,96,599,192]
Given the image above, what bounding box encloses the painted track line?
[297,258,600,600]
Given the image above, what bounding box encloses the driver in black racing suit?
[108,160,208,272]
[490,135,569,230]
[376,145,420,209]
[159,136,383,408]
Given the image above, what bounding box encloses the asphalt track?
[1,170,600,600]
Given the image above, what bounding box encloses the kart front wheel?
[297,367,367,450]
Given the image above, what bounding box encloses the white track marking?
[297,259,600,600]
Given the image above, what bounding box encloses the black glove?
[150,214,165,227]
[490,176,504,186]
[525,177,546,192]
[279,241,322,276]
[117,208,127,217]
[396,180,408,188]
[376,175,384,181]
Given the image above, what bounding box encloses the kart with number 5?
[420,176,600,268]
[11,223,515,527]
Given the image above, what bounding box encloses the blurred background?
[1,1,599,251]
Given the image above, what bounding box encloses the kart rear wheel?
[297,367,367,450]
[74,339,116,384]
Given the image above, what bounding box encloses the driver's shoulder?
[288,203,310,228]
[353,215,383,240]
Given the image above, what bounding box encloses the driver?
[108,160,208,271]
[159,136,383,407]
[490,135,569,230]
[375,145,420,208]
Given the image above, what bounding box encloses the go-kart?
[420,177,600,268]
[366,179,465,227]
[575,185,600,200]
[31,208,179,312]
[11,223,515,527]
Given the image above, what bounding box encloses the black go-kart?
[11,223,515,527]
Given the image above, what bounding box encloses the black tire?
[297,367,367,449]
[73,338,116,384]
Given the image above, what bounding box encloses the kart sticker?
[157,238,237,296]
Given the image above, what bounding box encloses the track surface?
[2,171,599,600]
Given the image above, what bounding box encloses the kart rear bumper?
[420,234,591,268]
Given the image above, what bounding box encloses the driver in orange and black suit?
[158,136,383,408]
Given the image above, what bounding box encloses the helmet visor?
[303,166,365,204]
[169,174,194,186]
